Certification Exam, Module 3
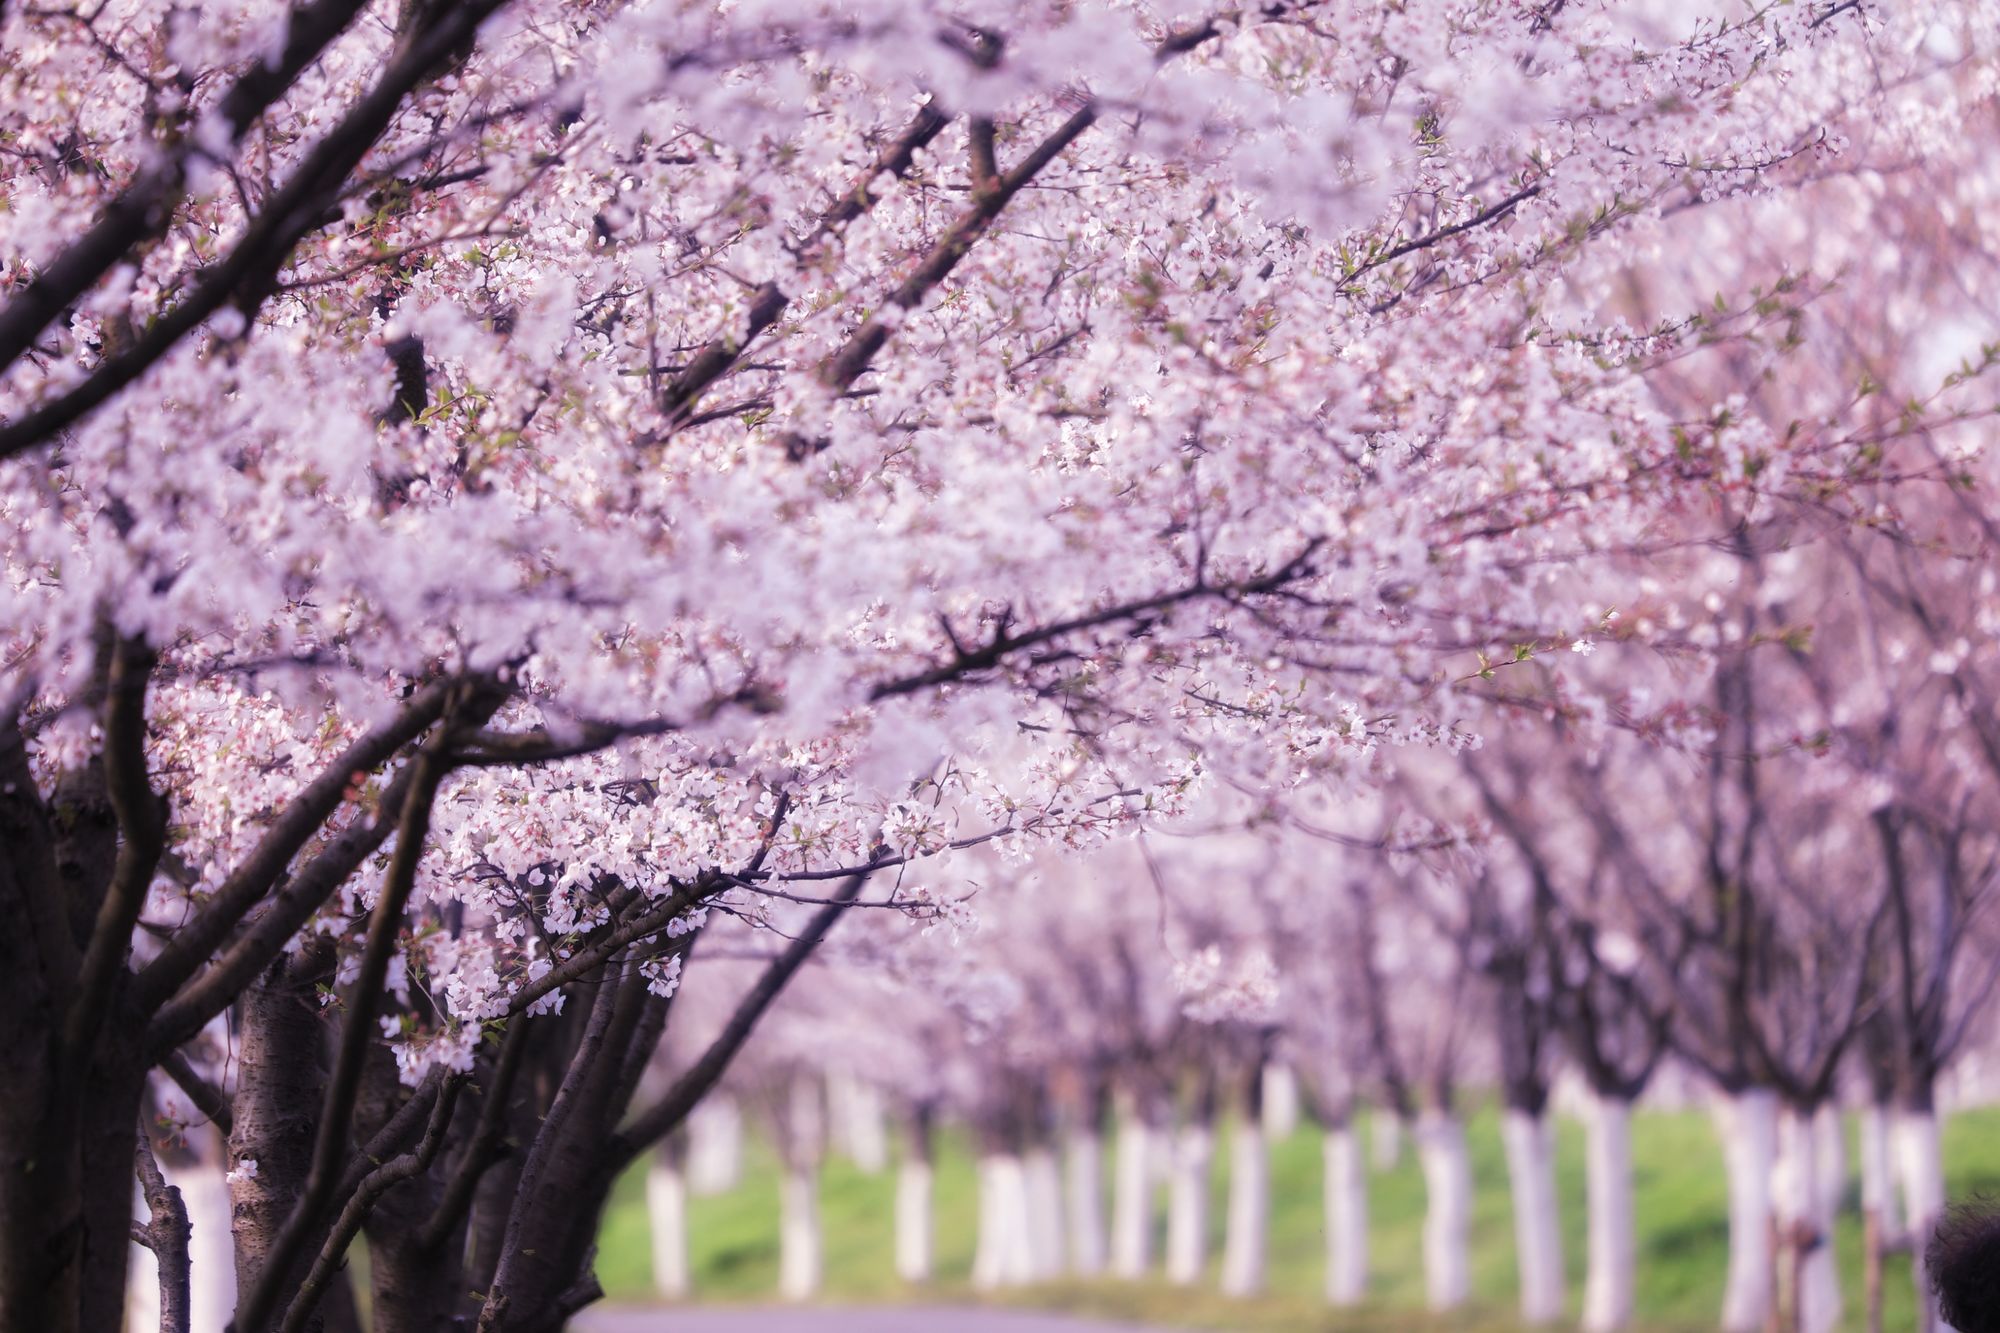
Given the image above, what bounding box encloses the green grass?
[594,1104,2000,1331]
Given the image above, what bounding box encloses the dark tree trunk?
[364,1164,459,1333]
[477,969,671,1333]
[230,949,337,1329]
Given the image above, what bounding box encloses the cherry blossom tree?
[3,2,1994,1332]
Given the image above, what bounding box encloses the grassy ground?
[593,1104,2000,1332]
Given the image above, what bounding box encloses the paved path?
[575,1306,1169,1333]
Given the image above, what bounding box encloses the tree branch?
[227,724,453,1333]
[63,635,163,1065]
[134,1133,193,1333]
[161,1048,234,1137]
[416,1019,529,1250]
[147,748,429,1056]
[0,0,515,460]
[134,680,455,1013]
[607,867,873,1169]
[278,1077,463,1333]
[0,0,375,380]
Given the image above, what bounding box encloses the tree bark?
[228,953,332,1324]
[134,1138,193,1333]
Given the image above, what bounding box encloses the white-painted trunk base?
[1581,1095,1634,1332]
[1262,1064,1301,1140]
[972,1153,1035,1290]
[1415,1110,1472,1312]
[1065,1131,1107,1277]
[1221,1118,1267,1297]
[895,1157,934,1283]
[1503,1107,1566,1325]
[1323,1125,1368,1306]
[1110,1110,1155,1278]
[647,1155,692,1300]
[688,1095,745,1195]
[1894,1108,1950,1333]
[1858,1103,1902,1245]
[829,1073,889,1174]
[1716,1089,1778,1333]
[779,1165,822,1301]
[1774,1106,1841,1333]
[1165,1124,1213,1286]
[1025,1147,1066,1279]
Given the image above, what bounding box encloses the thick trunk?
[646,1143,691,1300]
[1894,1102,1948,1333]
[1164,1121,1213,1286]
[1064,1129,1107,1277]
[478,971,665,1333]
[78,1061,149,1333]
[1024,1145,1066,1279]
[1774,1105,1841,1333]
[1503,1106,1565,1325]
[1415,1108,1471,1312]
[1261,1064,1300,1140]
[0,1053,76,1333]
[358,1064,459,1333]
[1220,1116,1267,1297]
[971,1153,1033,1290]
[687,1096,744,1196]
[1580,1094,1634,1332]
[461,1144,522,1308]
[1109,1098,1156,1278]
[0,745,131,1333]
[1716,1088,1778,1333]
[777,1163,821,1301]
[1323,1121,1368,1305]
[228,954,332,1324]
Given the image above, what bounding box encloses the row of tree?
[4,2,1996,1331]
